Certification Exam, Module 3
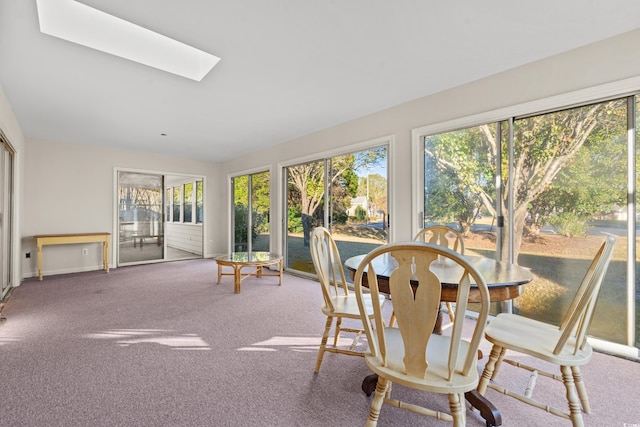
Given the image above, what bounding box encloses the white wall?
[219,28,640,251]
[165,223,203,255]
[0,84,26,288]
[21,139,222,278]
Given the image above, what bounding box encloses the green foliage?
[233,175,249,205]
[287,147,387,221]
[355,205,368,222]
[287,205,303,233]
[528,105,626,222]
[424,127,493,230]
[234,172,271,235]
[547,212,588,237]
[338,167,359,197]
[234,203,258,244]
[332,209,348,225]
[424,98,627,258]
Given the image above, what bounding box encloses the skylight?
[36,0,220,81]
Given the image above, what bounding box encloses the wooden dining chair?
[414,225,465,254]
[353,242,490,426]
[414,225,466,324]
[477,236,616,427]
[309,226,386,373]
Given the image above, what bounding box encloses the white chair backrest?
[554,236,615,355]
[414,225,465,255]
[354,242,489,381]
[310,226,349,312]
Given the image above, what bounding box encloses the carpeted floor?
[0,259,638,426]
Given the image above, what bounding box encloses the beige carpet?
[0,258,638,426]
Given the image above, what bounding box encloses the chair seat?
[322,293,385,318]
[485,313,592,366]
[365,327,479,395]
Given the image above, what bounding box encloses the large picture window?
[419,95,638,352]
[284,145,388,274]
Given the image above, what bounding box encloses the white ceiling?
[2,1,640,163]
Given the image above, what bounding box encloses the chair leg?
[314,316,334,373]
[445,302,455,323]
[448,392,465,427]
[366,376,389,427]
[478,344,502,395]
[561,365,585,427]
[333,317,343,347]
[571,366,591,413]
[491,346,507,380]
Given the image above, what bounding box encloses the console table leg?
[37,245,43,281]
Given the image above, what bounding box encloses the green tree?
[424,99,626,261]
[358,173,388,227]
[424,127,494,235]
[251,171,270,233]
[287,147,386,245]
[233,172,271,243]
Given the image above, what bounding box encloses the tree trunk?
[499,206,529,263]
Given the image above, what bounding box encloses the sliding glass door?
[118,171,164,264]
[509,99,629,346]
[285,146,388,275]
[231,171,270,252]
[0,135,13,299]
[419,95,638,353]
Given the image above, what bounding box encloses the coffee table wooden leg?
[234,265,242,293]
[216,262,222,284]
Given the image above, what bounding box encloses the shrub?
[355,205,368,222]
[547,212,588,237]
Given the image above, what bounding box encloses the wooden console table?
[34,232,110,281]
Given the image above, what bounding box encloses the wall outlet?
[209,240,213,246]
[82,248,88,256]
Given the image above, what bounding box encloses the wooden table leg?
[465,390,502,427]
[234,265,242,293]
[37,245,43,281]
[103,240,110,272]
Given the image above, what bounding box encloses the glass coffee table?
[215,252,283,293]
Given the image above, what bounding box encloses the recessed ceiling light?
[36,0,220,81]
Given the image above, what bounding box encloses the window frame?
[165,179,204,225]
